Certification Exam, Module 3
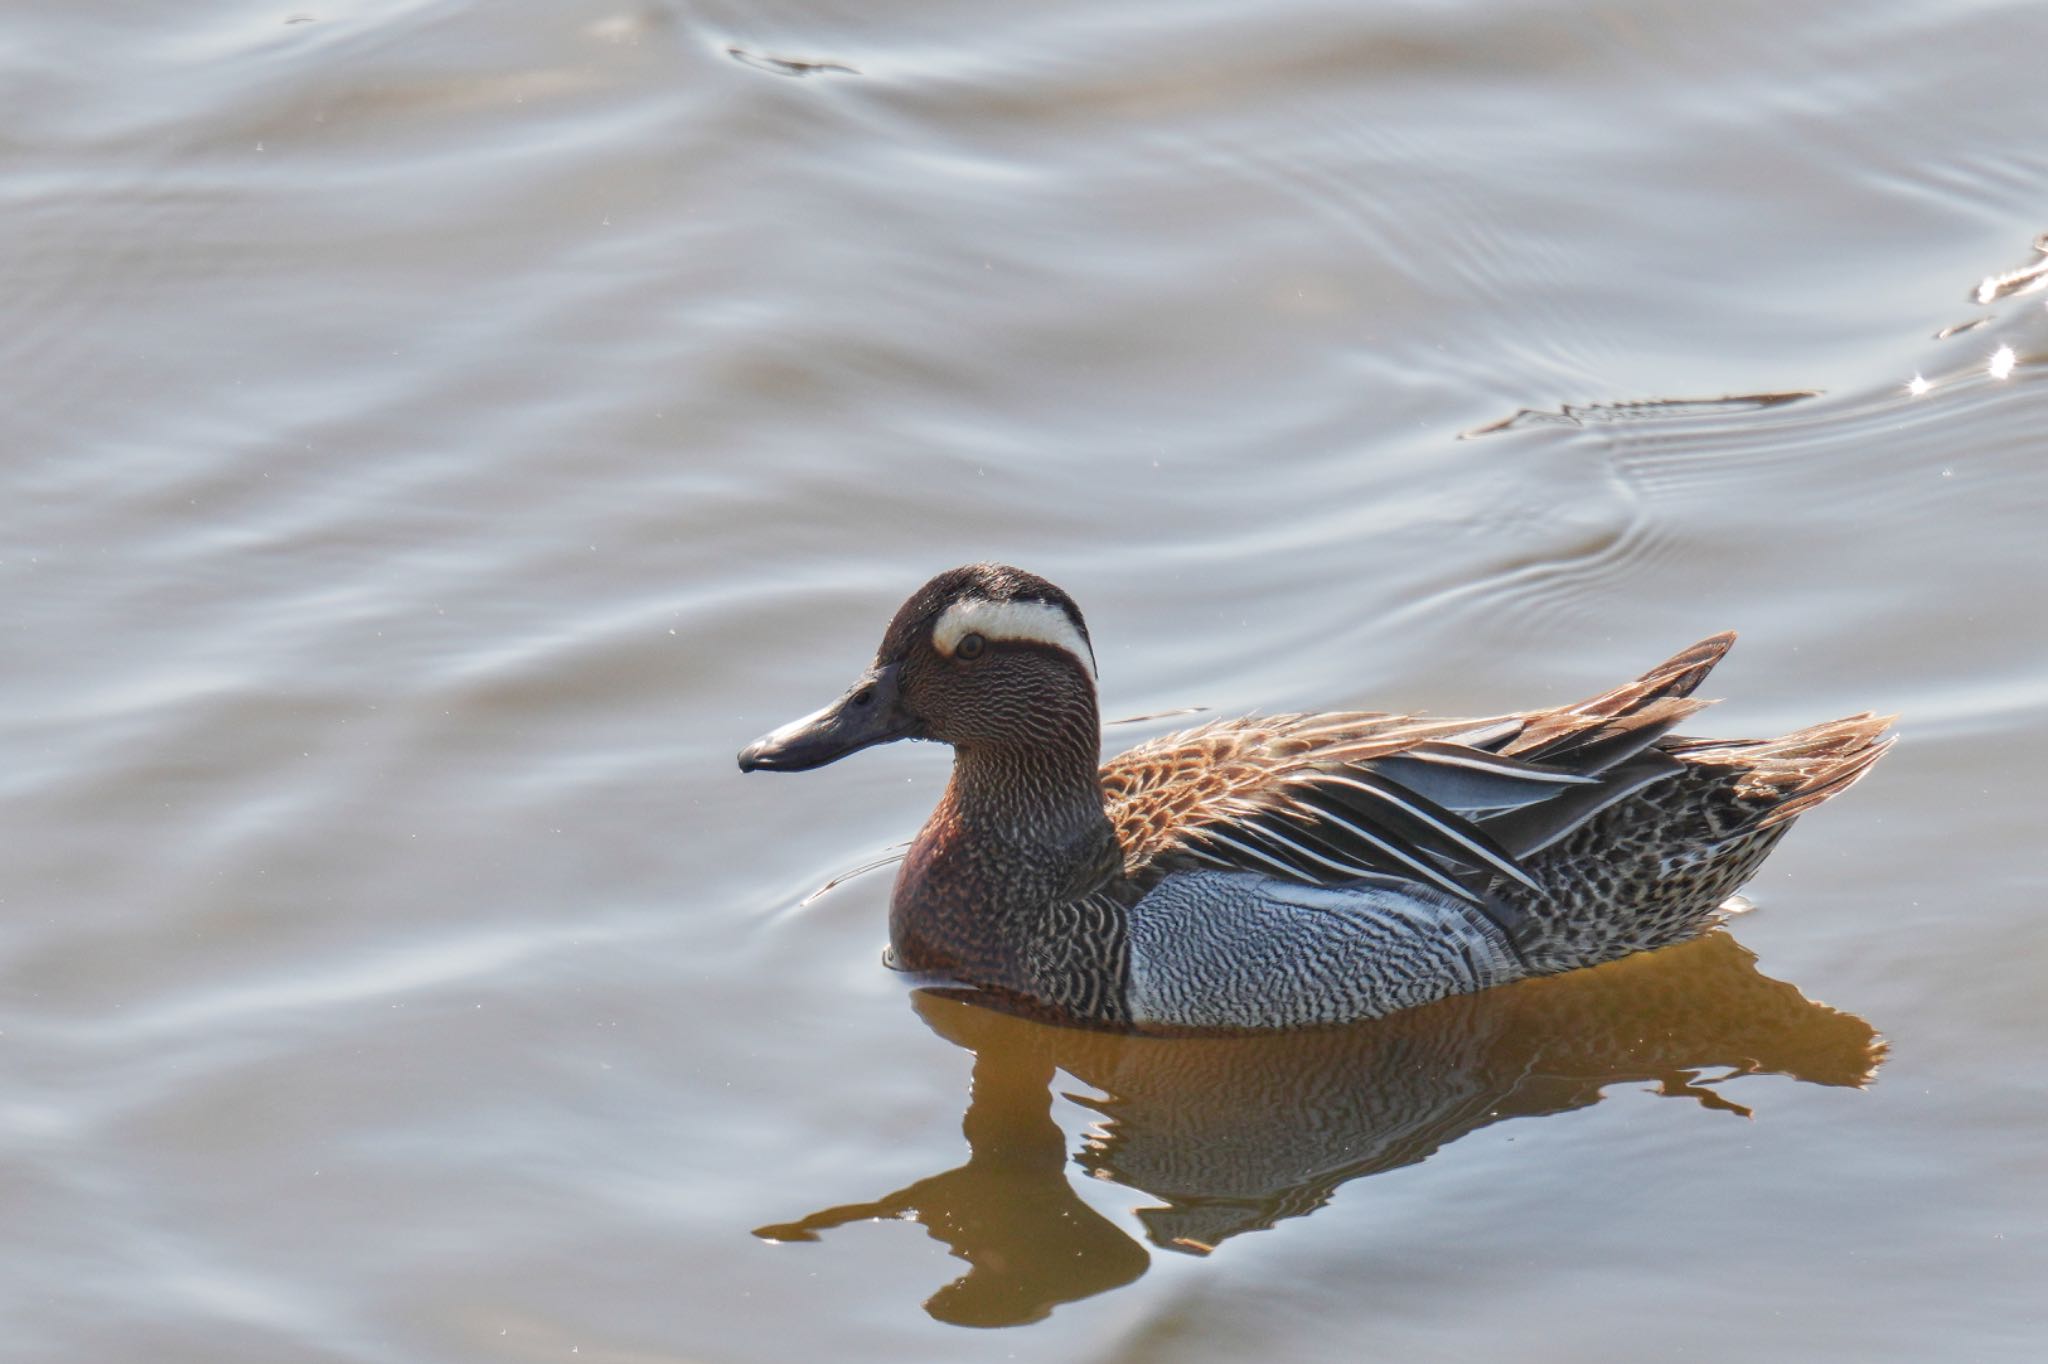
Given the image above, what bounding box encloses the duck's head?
[737,563,1099,773]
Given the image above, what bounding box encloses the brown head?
[736,563,1101,774]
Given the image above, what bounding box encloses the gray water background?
[5,1,2047,1358]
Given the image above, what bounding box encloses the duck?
[737,563,1894,1031]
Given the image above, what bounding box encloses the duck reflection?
[755,932,1881,1328]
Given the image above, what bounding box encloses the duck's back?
[1097,637,1892,1030]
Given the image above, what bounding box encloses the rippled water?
[6,1,2047,1358]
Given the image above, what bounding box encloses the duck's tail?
[1662,712,1898,829]
[1491,638,1894,974]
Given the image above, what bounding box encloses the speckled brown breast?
[890,802,1133,1026]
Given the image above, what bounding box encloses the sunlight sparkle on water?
[1988,345,2016,380]
[1906,373,1931,396]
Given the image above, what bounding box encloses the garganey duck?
[738,564,1893,1030]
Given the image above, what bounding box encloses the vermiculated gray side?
[1125,870,1522,1029]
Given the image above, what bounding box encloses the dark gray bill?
[737,662,918,773]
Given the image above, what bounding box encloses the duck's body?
[740,565,1892,1031]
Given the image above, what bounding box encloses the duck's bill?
[737,662,920,773]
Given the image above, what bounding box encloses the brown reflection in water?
[755,1027,1148,1328]
[756,932,1881,1328]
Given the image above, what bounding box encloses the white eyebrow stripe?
[932,598,1096,676]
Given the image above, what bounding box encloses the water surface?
[4,0,2047,1359]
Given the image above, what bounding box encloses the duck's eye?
[954,632,986,662]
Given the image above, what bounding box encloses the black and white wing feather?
[1101,634,1738,906]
